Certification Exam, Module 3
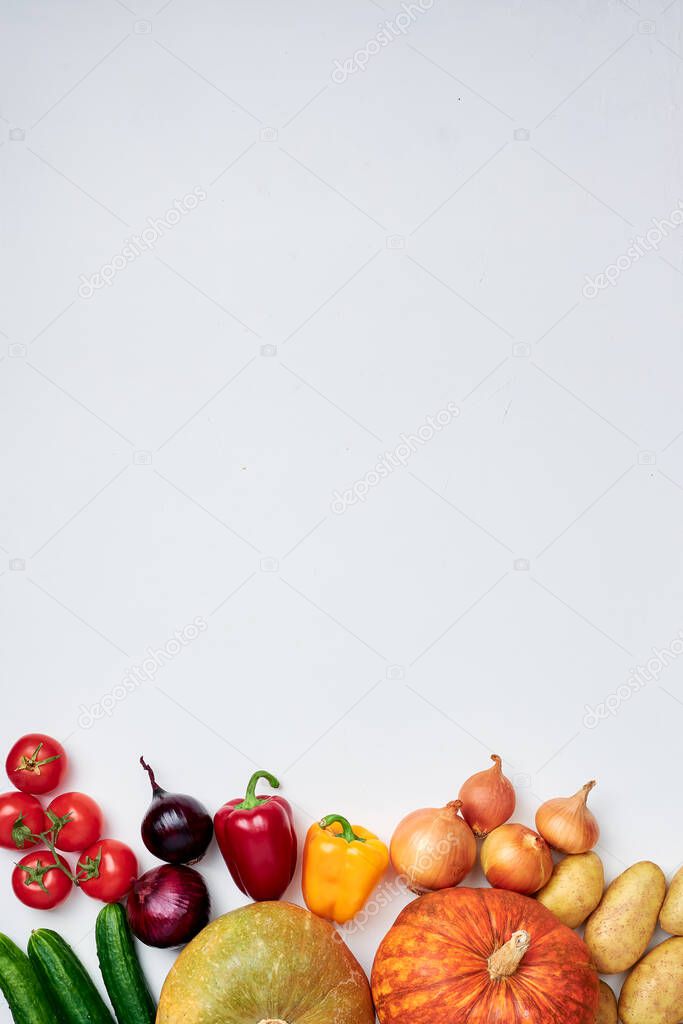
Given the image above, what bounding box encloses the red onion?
[139,757,213,864]
[126,864,210,948]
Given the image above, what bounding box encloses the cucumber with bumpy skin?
[96,903,156,1024]
[0,934,59,1024]
[27,928,115,1024]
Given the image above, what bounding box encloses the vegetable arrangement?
[1,735,682,1024]
[1,732,138,911]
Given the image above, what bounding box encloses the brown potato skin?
[660,865,683,935]
[584,861,666,973]
[536,852,604,928]
[619,937,683,1024]
[596,981,617,1024]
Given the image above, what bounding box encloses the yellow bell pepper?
[302,813,389,924]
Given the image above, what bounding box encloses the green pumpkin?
[157,901,374,1024]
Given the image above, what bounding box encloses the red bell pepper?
[214,770,297,901]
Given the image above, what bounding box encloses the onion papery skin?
[535,781,600,854]
[390,801,476,894]
[458,754,516,837]
[126,864,210,948]
[481,823,553,895]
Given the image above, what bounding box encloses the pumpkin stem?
[487,930,531,979]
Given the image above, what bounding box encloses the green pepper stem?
[319,814,366,843]
[237,770,280,810]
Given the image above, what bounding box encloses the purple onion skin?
[140,758,213,864]
[126,865,210,948]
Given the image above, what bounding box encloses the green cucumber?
[0,934,59,1024]
[27,928,115,1024]
[95,903,155,1024]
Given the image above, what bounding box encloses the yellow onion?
[390,800,476,894]
[458,754,516,837]
[481,823,553,895]
[535,780,600,854]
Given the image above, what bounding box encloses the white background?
[2,0,683,1018]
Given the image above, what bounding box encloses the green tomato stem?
[237,770,280,810]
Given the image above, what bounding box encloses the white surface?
[1,0,683,1016]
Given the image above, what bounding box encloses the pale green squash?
[157,901,374,1024]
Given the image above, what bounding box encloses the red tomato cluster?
[2,732,138,910]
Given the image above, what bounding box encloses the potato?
[536,852,604,928]
[584,860,666,973]
[660,865,683,935]
[619,936,683,1024]
[596,980,617,1024]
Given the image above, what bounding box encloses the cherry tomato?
[47,792,104,852]
[0,792,48,850]
[77,839,138,903]
[12,851,73,909]
[6,734,67,795]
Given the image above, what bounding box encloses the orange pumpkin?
[372,887,599,1024]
